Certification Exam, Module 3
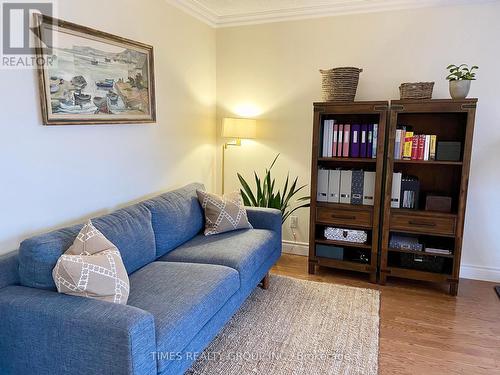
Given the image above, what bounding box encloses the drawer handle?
[331,214,356,220]
[408,220,436,227]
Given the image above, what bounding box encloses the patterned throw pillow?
[197,190,253,236]
[52,220,130,304]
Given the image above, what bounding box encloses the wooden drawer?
[316,206,372,228]
[390,211,456,236]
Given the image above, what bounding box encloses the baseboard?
[460,264,500,283]
[281,241,500,282]
[282,240,308,256]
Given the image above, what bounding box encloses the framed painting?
[34,14,156,125]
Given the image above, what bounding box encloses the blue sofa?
[0,183,282,375]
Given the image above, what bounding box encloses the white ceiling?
[166,0,496,27]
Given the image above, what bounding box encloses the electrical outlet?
[290,215,298,228]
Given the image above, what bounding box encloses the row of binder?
[318,170,421,208]
[317,169,376,205]
[322,121,379,158]
[390,173,420,209]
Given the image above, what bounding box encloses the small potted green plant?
[446,64,478,99]
[237,154,309,224]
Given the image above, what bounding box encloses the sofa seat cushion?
[127,261,239,373]
[158,229,276,287]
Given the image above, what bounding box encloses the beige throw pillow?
[52,220,130,304]
[197,190,253,235]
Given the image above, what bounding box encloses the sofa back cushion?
[143,183,204,257]
[19,203,155,290]
[0,251,20,289]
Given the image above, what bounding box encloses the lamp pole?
[221,117,256,194]
[221,138,241,194]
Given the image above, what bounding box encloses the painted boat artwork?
[50,83,59,94]
[74,92,91,106]
[96,79,114,89]
[107,91,119,104]
[47,35,151,117]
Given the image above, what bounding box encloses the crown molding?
[164,0,218,27]
[166,0,499,28]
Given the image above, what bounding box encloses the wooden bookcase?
[380,99,477,295]
[308,101,388,283]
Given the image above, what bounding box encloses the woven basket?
[399,82,434,100]
[319,67,363,102]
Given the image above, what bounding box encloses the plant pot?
[449,80,471,99]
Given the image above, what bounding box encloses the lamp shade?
[222,118,257,139]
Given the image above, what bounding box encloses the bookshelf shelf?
[315,238,372,250]
[318,157,377,163]
[316,221,372,230]
[316,257,372,274]
[384,266,452,283]
[388,247,454,259]
[380,99,477,296]
[309,101,388,283]
[316,201,373,212]
[390,208,457,219]
[393,160,462,166]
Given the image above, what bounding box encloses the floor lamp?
[221,117,257,194]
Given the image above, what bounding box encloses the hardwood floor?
[271,254,500,375]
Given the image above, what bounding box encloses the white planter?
[449,80,471,99]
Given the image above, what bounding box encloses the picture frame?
[34,14,156,125]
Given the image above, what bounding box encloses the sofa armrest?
[0,286,157,375]
[246,207,282,235]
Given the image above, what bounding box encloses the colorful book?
[400,127,406,159]
[403,131,414,159]
[367,124,373,158]
[327,120,333,157]
[395,129,402,159]
[360,124,368,158]
[322,120,329,157]
[350,124,360,158]
[424,135,431,161]
[411,134,419,160]
[417,134,425,160]
[429,135,437,160]
[337,124,344,157]
[332,123,338,157]
[372,124,378,159]
[343,124,350,157]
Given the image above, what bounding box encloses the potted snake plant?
[237,154,310,224]
[446,64,478,99]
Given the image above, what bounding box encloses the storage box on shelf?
[380,99,477,296]
[309,101,387,283]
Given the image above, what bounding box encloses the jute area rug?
[187,275,380,375]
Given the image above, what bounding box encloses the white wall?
[216,3,500,281]
[2,1,499,282]
[0,0,216,255]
